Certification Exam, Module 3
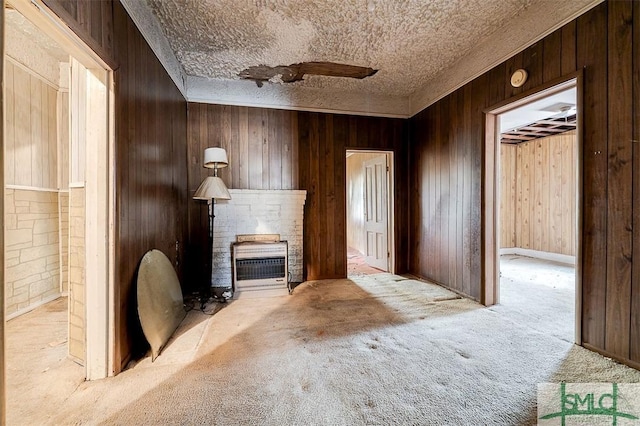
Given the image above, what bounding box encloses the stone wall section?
[59,191,69,293]
[68,187,85,363]
[5,188,61,318]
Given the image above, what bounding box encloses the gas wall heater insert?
[232,241,289,298]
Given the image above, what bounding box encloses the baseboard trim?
[582,343,640,371]
[6,293,62,320]
[499,248,575,266]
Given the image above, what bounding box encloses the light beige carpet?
[8,260,640,425]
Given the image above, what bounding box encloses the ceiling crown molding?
[187,76,411,118]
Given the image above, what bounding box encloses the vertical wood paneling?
[577,3,608,351]
[521,41,543,91]
[520,141,532,248]
[262,110,270,187]
[470,73,486,301]
[186,104,406,283]
[533,141,542,251]
[440,97,451,286]
[5,61,58,188]
[541,139,550,251]
[306,113,321,278]
[42,0,115,68]
[631,0,640,363]
[500,144,517,248]
[410,1,640,369]
[238,108,249,188]
[299,113,406,279]
[323,115,336,275]
[335,115,347,276]
[39,81,49,187]
[561,20,577,76]
[269,110,281,189]
[14,67,31,185]
[448,91,459,287]
[501,132,577,255]
[281,112,292,189]
[543,29,562,83]
[47,86,57,186]
[69,58,86,184]
[604,0,633,358]
[5,61,15,185]
[111,1,188,368]
[551,133,563,254]
[459,86,470,294]
[248,108,263,189]
[291,112,299,189]
[187,104,303,286]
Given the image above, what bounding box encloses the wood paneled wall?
[69,57,86,184]
[4,60,58,189]
[42,0,114,69]
[43,0,189,370]
[500,131,577,256]
[186,104,299,291]
[57,91,69,190]
[186,104,408,285]
[111,2,188,366]
[299,113,407,279]
[409,1,640,369]
[500,144,517,248]
[409,86,481,299]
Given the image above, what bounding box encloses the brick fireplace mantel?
[210,189,307,290]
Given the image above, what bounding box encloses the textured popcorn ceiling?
[147,0,534,97]
[131,0,601,116]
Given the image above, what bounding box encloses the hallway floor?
[5,297,84,423]
[347,247,385,276]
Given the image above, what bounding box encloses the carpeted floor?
[7,256,640,425]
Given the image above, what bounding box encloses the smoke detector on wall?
[510,69,528,88]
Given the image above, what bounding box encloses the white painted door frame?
[347,150,395,274]
[8,0,116,379]
[483,73,583,345]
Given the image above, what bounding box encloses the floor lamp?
[193,147,231,304]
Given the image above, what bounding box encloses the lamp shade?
[193,176,231,201]
[204,147,228,169]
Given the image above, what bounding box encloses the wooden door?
[364,155,388,271]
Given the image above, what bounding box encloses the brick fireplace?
[210,189,307,291]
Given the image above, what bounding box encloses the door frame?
[345,149,395,274]
[6,0,116,379]
[483,71,583,344]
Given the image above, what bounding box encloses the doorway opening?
[4,0,115,417]
[346,150,394,277]
[484,75,581,344]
